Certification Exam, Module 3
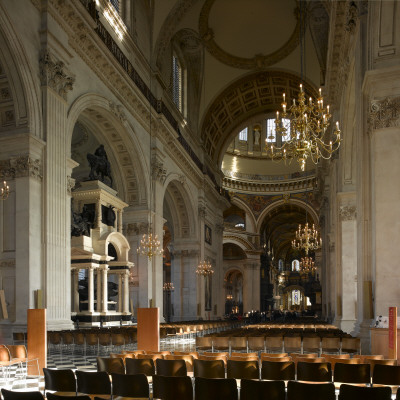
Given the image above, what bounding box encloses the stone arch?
[199,70,318,165]
[223,236,254,252]
[102,231,131,262]
[229,196,257,233]
[0,4,41,136]
[256,198,319,235]
[163,178,196,240]
[67,93,148,206]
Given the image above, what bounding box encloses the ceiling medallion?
[199,0,304,70]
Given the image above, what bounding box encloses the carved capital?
[368,96,400,132]
[39,50,75,100]
[151,157,166,183]
[339,205,357,221]
[0,259,15,268]
[198,205,206,218]
[346,1,358,33]
[1,156,43,180]
[125,222,149,236]
[215,223,224,234]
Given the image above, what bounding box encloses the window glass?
[172,55,183,112]
[292,259,300,271]
[281,118,291,142]
[266,119,276,142]
[238,127,248,141]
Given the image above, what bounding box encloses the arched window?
[266,118,291,143]
[291,289,301,305]
[172,54,184,113]
[238,127,248,142]
[292,259,300,271]
[278,259,284,272]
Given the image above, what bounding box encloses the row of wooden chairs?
[196,335,360,354]
[39,370,400,400]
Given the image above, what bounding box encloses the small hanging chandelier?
[137,230,163,260]
[266,85,341,171]
[1,181,9,200]
[292,222,322,255]
[163,282,175,292]
[300,256,316,273]
[196,260,214,276]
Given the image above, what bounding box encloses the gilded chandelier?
[266,85,341,171]
[292,222,322,255]
[163,282,175,292]
[137,231,163,260]
[196,260,214,276]
[300,256,316,273]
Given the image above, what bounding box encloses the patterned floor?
[0,337,196,392]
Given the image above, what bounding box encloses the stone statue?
[87,144,113,187]
[71,204,93,237]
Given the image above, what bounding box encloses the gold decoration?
[300,256,316,273]
[137,230,163,260]
[1,181,9,200]
[266,85,341,171]
[196,259,214,276]
[292,222,322,255]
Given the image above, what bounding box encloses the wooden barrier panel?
[27,309,46,375]
[137,308,159,352]
[371,327,400,359]
[389,307,397,360]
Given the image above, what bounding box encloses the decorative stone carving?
[109,101,127,123]
[4,156,43,180]
[368,97,400,132]
[199,0,303,69]
[39,50,75,100]
[339,205,357,221]
[151,157,166,183]
[198,205,206,218]
[282,193,290,203]
[125,222,149,236]
[215,223,224,234]
[0,259,16,268]
[346,1,358,33]
[67,176,76,194]
[178,175,186,185]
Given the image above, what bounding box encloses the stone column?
[96,269,102,312]
[123,270,130,313]
[40,49,75,330]
[73,269,80,313]
[338,201,358,333]
[87,266,94,313]
[118,273,123,312]
[101,267,108,313]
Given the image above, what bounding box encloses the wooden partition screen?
[27,309,47,375]
[137,307,159,352]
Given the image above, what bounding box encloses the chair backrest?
[125,357,155,376]
[43,368,76,394]
[260,352,288,358]
[137,353,164,362]
[247,336,265,351]
[111,333,125,346]
[111,372,149,398]
[287,381,336,400]
[265,336,283,351]
[174,351,199,359]
[156,358,187,377]
[197,354,227,365]
[98,333,111,346]
[302,336,321,351]
[46,395,90,400]
[193,359,225,378]
[372,363,400,385]
[96,357,125,374]
[228,355,258,361]
[230,336,247,351]
[297,361,332,382]
[1,389,44,400]
[226,359,259,379]
[6,344,27,359]
[0,345,12,362]
[194,377,238,400]
[341,337,360,353]
[333,363,370,384]
[358,354,384,362]
[203,351,229,357]
[338,383,392,400]
[75,370,111,396]
[284,336,302,351]
[164,354,194,372]
[261,356,291,362]
[367,358,397,375]
[231,352,258,357]
[147,350,171,356]
[196,336,213,350]
[261,360,295,381]
[295,357,326,363]
[321,337,341,353]
[212,336,230,350]
[153,375,193,400]
[240,379,285,400]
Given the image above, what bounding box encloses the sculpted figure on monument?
[71,203,93,237]
[87,144,113,187]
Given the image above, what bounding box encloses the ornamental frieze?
[151,158,167,184]
[368,97,400,132]
[0,156,42,181]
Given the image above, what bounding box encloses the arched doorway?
[224,269,243,316]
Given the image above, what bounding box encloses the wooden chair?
[125,358,155,376]
[265,336,283,353]
[174,351,199,358]
[321,337,341,354]
[366,358,397,375]
[96,357,125,374]
[372,363,400,386]
[43,368,77,397]
[261,360,295,381]
[194,377,238,400]
[153,375,193,400]
[302,336,321,354]
[338,383,391,400]
[164,354,195,373]
[226,359,259,380]
[198,353,228,366]
[196,336,213,352]
[111,372,149,400]
[212,337,230,353]
[340,337,361,355]
[287,381,336,400]
[230,337,247,353]
[1,389,44,400]
[7,344,40,377]
[261,356,291,362]
[297,361,332,382]
[333,363,371,386]
[156,358,187,377]
[283,335,302,353]
[240,379,285,400]
[247,336,265,353]
[228,355,258,361]
[193,359,225,379]
[231,351,258,357]
[75,370,111,400]
[260,352,288,358]
[47,394,90,400]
